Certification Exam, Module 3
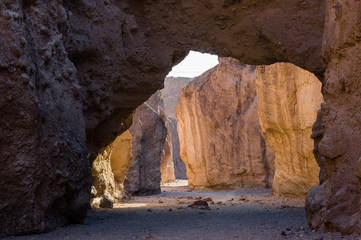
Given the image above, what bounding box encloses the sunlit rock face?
[91,131,133,208]
[306,1,361,235]
[160,130,176,184]
[177,58,275,190]
[126,93,167,195]
[255,63,323,197]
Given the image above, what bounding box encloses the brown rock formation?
[0,2,92,236]
[177,58,275,190]
[305,1,361,235]
[126,93,167,195]
[256,63,323,197]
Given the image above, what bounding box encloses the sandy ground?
[4,180,360,240]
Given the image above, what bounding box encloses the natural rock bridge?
[1,0,361,237]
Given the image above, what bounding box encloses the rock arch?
[2,0,361,236]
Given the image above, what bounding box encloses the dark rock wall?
[306,1,361,235]
[0,1,91,237]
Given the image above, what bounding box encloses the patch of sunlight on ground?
[114,203,149,208]
[161,179,188,187]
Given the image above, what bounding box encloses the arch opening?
[86,50,330,239]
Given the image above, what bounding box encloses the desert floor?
[4,180,357,240]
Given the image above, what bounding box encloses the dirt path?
[4,181,357,240]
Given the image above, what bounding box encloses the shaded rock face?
[305,1,361,235]
[91,131,133,208]
[161,77,193,119]
[0,1,92,237]
[160,77,190,180]
[177,58,275,190]
[126,93,167,195]
[256,63,323,197]
[92,93,167,202]
[165,118,187,180]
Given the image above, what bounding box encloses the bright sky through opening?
[167,51,219,78]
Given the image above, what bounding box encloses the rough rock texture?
[177,58,275,190]
[126,93,167,195]
[256,63,323,197]
[62,0,326,159]
[160,77,190,180]
[161,77,192,119]
[91,131,133,208]
[0,1,92,237]
[305,1,361,235]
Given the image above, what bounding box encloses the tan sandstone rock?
[91,131,133,208]
[160,132,176,184]
[256,63,323,197]
[177,58,275,190]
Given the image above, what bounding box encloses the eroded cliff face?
[256,63,323,197]
[305,1,361,235]
[62,0,326,158]
[177,58,275,190]
[92,93,167,203]
[0,2,91,236]
[126,93,167,195]
[160,77,190,180]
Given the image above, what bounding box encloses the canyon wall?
[126,93,167,195]
[256,63,323,197]
[160,77,190,179]
[92,93,167,203]
[8,0,361,236]
[177,58,275,190]
[305,1,361,235]
[0,2,92,236]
